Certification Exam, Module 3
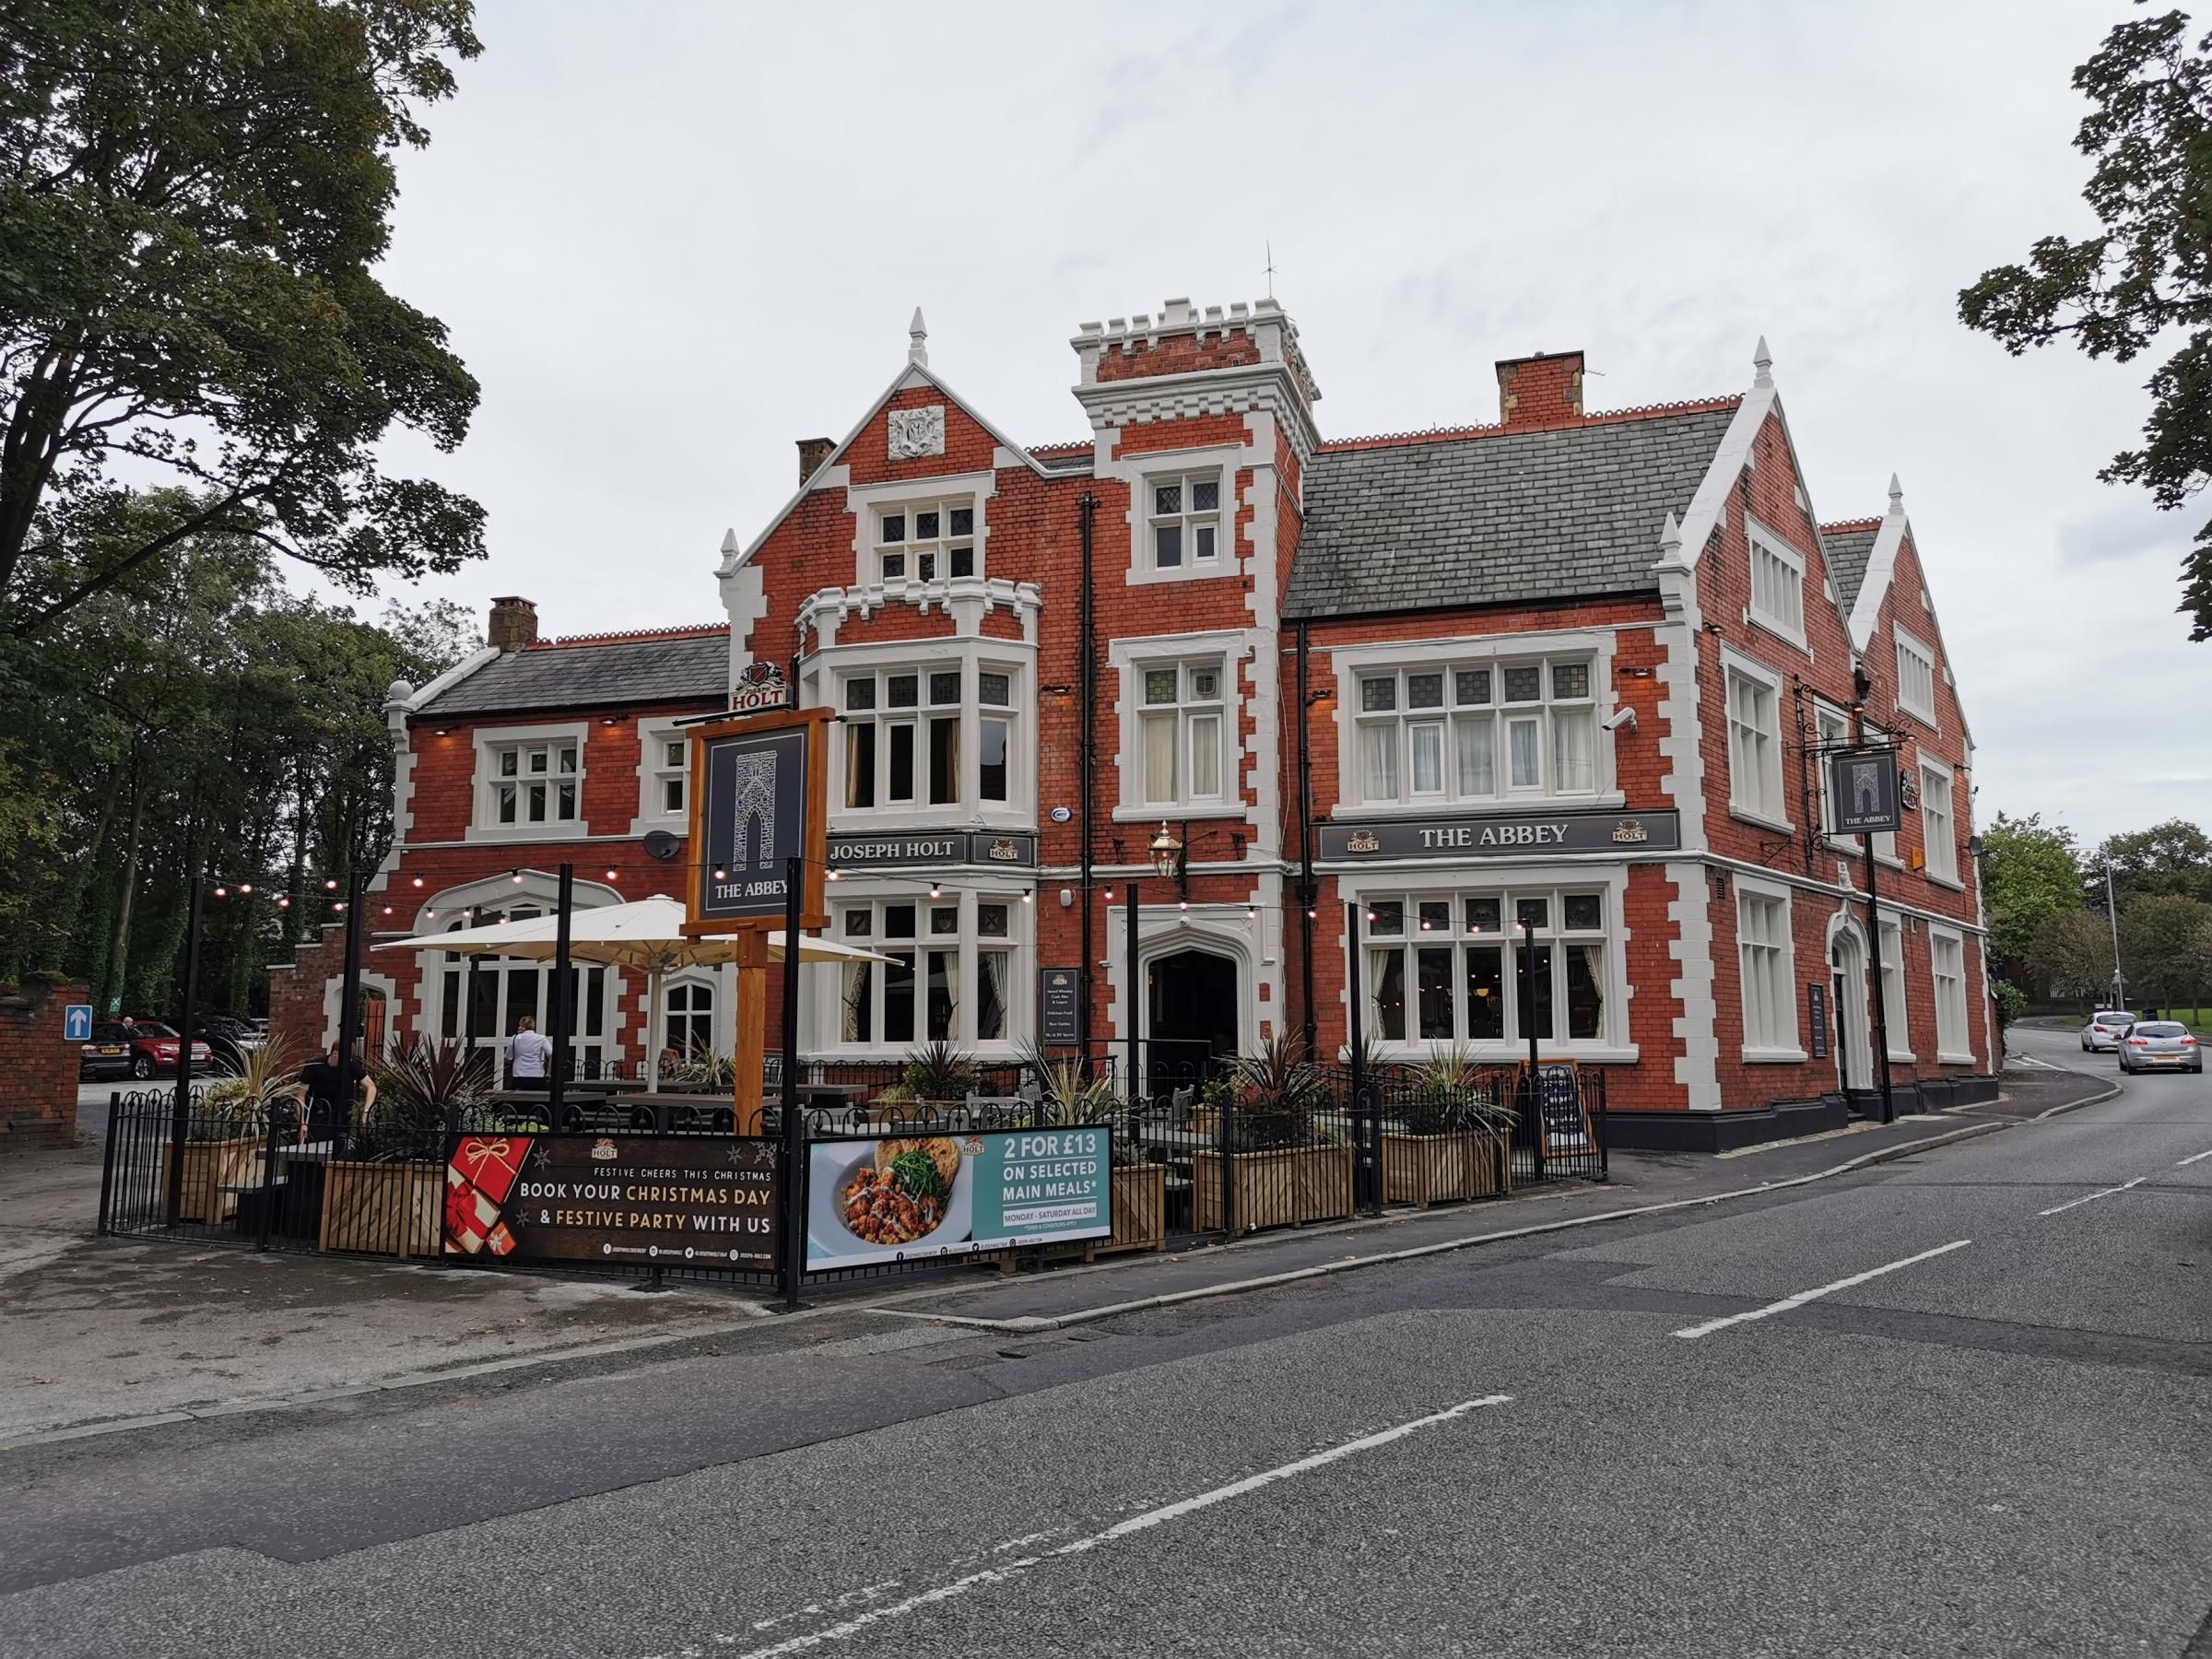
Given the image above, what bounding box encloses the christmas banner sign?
[806,1126,1112,1272]
[443,1133,780,1267]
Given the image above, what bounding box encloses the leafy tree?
[1958,9,2212,638]
[0,0,487,638]
[1981,812,2084,970]
[2030,908,2116,1004]
[2118,892,2212,1008]
[2090,818,2212,905]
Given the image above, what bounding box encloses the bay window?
[833,894,1019,1050]
[1354,656,1597,807]
[1362,885,1612,1049]
[838,660,1020,814]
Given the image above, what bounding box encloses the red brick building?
[271,299,1991,1148]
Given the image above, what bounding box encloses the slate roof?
[1282,403,1739,619]
[1820,524,1880,614]
[418,629,728,719]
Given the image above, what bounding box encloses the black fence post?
[779,854,806,1313]
[548,862,574,1125]
[1124,882,1140,1105]
[96,1090,121,1235]
[256,1109,280,1253]
[164,871,206,1228]
[1595,1069,1609,1182]
[1346,901,1373,1212]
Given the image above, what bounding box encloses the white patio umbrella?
[376,896,888,1092]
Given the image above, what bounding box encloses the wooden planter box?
[319,1160,442,1257]
[1192,1144,1355,1235]
[1382,1129,1511,1208]
[159,1135,263,1223]
[1090,1160,1168,1258]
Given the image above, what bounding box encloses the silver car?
[2083,1009,2136,1053]
[2119,1020,2202,1074]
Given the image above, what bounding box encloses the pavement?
[6,1032,2206,1656]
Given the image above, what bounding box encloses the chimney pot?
[1495,350,1585,429]
[796,437,836,485]
[488,595,538,653]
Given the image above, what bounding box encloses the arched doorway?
[1830,927,1874,1091]
[1147,948,1241,1088]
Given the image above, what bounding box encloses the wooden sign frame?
[683,705,831,937]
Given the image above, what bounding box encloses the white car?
[2119,1019,2203,1075]
[2083,1010,2137,1053]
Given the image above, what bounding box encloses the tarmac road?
[4,1029,2209,1657]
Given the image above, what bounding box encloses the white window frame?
[1122,444,1245,589]
[818,641,1031,834]
[871,496,980,586]
[1929,924,1971,1064]
[1350,655,1602,810]
[1144,469,1225,576]
[1746,520,1808,649]
[1813,700,1860,851]
[1109,630,1253,821]
[1895,625,1938,726]
[843,471,994,592]
[1331,629,1622,818]
[1722,648,1789,832]
[1339,865,1637,1063]
[1735,877,1804,1062]
[629,719,690,835]
[661,975,717,1062]
[1877,911,1913,1062]
[1919,759,1958,886]
[467,723,590,842]
[816,885,1030,1057]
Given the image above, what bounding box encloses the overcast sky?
[360,0,2206,848]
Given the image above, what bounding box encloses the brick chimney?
[796,437,836,484]
[1496,350,1584,430]
[488,595,537,653]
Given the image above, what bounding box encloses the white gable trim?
[1846,508,1908,650]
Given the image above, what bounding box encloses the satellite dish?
[642,830,682,862]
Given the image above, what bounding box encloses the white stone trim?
[844,469,997,590]
[1845,488,1909,650]
[464,722,593,843]
[1118,445,1247,588]
[1665,860,1722,1110]
[629,716,692,838]
[717,527,770,688]
[799,576,1042,650]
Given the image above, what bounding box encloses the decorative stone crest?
[887,405,946,460]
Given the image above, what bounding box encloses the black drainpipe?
[1077,493,1098,1065]
[1296,620,1318,1052]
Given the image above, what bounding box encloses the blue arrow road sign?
[63,1005,92,1042]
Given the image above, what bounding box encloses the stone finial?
[908,307,928,368]
[1752,335,1773,389]
[1659,510,1684,561]
[1888,473,1905,514]
[720,527,739,557]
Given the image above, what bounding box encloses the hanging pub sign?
[686,705,830,934]
[727,659,793,714]
[1827,749,1902,835]
[443,1132,781,1267]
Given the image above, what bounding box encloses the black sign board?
[443,1132,780,1267]
[1827,750,1901,835]
[1318,809,1681,863]
[826,831,1040,870]
[1039,968,1081,1045]
[696,724,810,923]
[1535,1064,1594,1156]
[1807,983,1830,1060]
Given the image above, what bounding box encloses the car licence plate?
[95,1045,123,1055]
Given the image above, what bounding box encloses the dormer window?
[1148,473,1221,571]
[876,500,976,583]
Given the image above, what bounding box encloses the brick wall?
[0,981,87,1152]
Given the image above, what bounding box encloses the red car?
[117,1020,214,1081]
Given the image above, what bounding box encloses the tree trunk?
[100,751,146,1015]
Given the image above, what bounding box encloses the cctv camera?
[1602,706,1638,732]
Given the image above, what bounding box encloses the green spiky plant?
[194,1032,308,1141]
[366,1038,488,1158]
[901,1040,977,1104]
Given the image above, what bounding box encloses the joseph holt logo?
[729,660,791,714]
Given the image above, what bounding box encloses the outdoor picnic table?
[481,1085,619,1107]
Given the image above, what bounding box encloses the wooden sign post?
[683,703,830,1129]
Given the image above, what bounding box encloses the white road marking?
[2177,1147,2212,1168]
[1671,1240,1973,1339]
[703,1394,1513,1658]
[2038,1176,2147,1217]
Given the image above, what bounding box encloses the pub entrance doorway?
[1146,948,1240,1093]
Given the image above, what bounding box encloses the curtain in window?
[1143,712,1177,802]
[1551,708,1595,793]
[1362,724,1399,799]
[1456,714,1494,794]
[1508,718,1541,788]
[1189,712,1221,796]
[1371,949,1406,1041]
[841,962,873,1042]
[1565,945,1604,1040]
[1410,723,1444,794]
[976,949,1009,1041]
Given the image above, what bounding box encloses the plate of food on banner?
[809,1136,975,1263]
